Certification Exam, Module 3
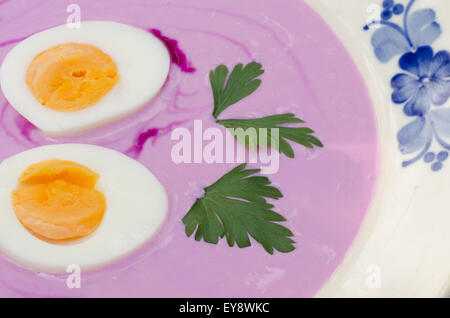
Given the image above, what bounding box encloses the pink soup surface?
[0,0,378,297]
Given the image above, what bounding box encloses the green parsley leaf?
[210,62,264,118]
[217,113,323,158]
[182,164,295,254]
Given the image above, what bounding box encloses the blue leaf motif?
[431,108,450,139]
[407,9,442,48]
[371,27,410,63]
[397,116,432,154]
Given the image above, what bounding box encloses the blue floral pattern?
[365,0,450,171]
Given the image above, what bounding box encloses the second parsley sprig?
[210,62,323,158]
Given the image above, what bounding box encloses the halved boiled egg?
[0,144,168,272]
[0,21,170,136]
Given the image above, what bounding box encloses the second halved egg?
[0,21,170,136]
[0,144,168,272]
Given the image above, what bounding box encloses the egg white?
[0,144,168,272]
[0,21,170,137]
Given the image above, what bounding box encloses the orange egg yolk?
[12,160,106,241]
[26,43,119,112]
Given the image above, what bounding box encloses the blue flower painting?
[392,47,450,117]
[365,0,450,171]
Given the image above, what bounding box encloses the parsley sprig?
[209,62,323,157]
[182,164,295,254]
[210,62,264,118]
[217,113,323,158]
